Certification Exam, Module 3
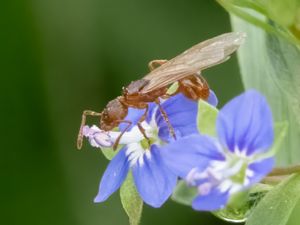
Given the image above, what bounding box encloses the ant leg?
[148,59,168,71]
[137,105,150,144]
[155,99,177,140]
[160,86,180,99]
[160,89,179,99]
[115,107,150,150]
[178,75,210,100]
[113,120,132,150]
[77,110,102,150]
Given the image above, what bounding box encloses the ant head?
[100,98,128,131]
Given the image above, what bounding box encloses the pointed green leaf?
[101,147,118,160]
[271,121,289,155]
[101,142,123,160]
[218,0,300,46]
[171,180,197,206]
[246,174,300,225]
[213,184,273,223]
[263,0,299,27]
[120,172,143,225]
[197,100,219,136]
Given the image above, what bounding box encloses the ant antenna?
[77,110,102,150]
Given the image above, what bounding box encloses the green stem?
[261,165,300,185]
[261,175,288,185]
[268,165,300,176]
[228,0,268,16]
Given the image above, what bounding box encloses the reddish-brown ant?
[77,32,246,150]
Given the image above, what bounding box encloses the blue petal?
[247,157,274,186]
[119,108,144,131]
[119,103,157,131]
[132,145,177,207]
[217,90,274,155]
[145,102,157,122]
[207,90,218,107]
[155,94,198,141]
[192,188,229,211]
[94,147,129,202]
[160,134,225,178]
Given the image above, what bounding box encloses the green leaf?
[227,0,299,28]
[213,184,273,223]
[271,121,289,155]
[217,0,300,46]
[100,148,116,160]
[101,145,123,160]
[261,0,299,27]
[197,100,219,136]
[230,14,300,166]
[120,172,143,225]
[171,180,197,206]
[245,174,300,225]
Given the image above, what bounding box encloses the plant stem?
[260,165,300,185]
[261,175,288,185]
[268,165,300,176]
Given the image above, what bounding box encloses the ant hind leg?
[148,59,168,71]
[154,99,177,140]
[113,109,150,150]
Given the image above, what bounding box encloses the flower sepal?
[172,177,274,223]
[213,183,273,222]
[120,172,143,225]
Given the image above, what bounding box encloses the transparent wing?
[141,32,246,93]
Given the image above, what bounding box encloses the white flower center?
[187,145,255,196]
[117,115,162,167]
[84,108,164,167]
[125,142,152,167]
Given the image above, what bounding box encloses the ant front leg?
[148,59,168,71]
[155,99,177,140]
[77,110,102,150]
[113,120,132,150]
[137,105,150,145]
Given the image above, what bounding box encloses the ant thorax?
[122,79,167,107]
[123,79,149,96]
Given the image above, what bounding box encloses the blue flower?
[83,91,218,207]
[161,90,274,211]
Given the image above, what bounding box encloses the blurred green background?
[2,0,243,225]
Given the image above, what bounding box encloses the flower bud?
[83,125,113,148]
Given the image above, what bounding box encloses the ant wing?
[141,32,246,93]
